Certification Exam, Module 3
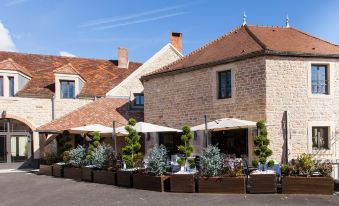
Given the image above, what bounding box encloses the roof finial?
[242,11,247,26]
[285,14,290,28]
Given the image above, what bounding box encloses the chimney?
[170,32,182,53]
[118,47,128,68]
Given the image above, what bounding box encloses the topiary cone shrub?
[252,120,274,170]
[177,125,195,172]
[122,118,142,169]
[85,131,101,163]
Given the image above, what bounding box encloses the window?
[134,93,144,106]
[311,65,328,94]
[60,80,75,99]
[8,76,14,97]
[0,76,3,96]
[312,127,329,149]
[218,70,232,99]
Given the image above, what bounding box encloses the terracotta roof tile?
[0,51,142,98]
[0,58,32,77]
[37,98,143,132]
[144,25,339,78]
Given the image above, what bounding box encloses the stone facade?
[144,56,339,174]
[0,96,93,158]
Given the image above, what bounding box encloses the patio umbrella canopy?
[101,122,181,135]
[68,124,113,134]
[191,118,257,131]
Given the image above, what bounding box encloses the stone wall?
[265,57,339,162]
[144,57,267,155]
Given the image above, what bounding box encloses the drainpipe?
[284,111,288,164]
[204,114,208,147]
[51,95,55,120]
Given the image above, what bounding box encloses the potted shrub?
[171,125,197,193]
[92,144,117,185]
[63,145,87,181]
[198,145,246,194]
[39,151,58,176]
[53,131,72,177]
[133,145,170,192]
[282,154,334,195]
[249,120,277,193]
[117,118,143,187]
[81,131,102,182]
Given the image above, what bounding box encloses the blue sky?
[0,0,338,62]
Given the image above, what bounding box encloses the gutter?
[141,50,339,81]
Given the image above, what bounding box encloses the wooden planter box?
[198,176,246,194]
[170,174,196,193]
[63,167,82,181]
[38,165,53,176]
[282,176,334,195]
[52,164,64,177]
[81,167,94,182]
[133,174,170,192]
[117,170,135,187]
[93,170,117,185]
[249,173,277,193]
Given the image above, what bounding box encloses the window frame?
[133,93,144,106]
[0,76,3,96]
[8,76,15,97]
[60,80,75,99]
[311,64,329,95]
[308,62,334,98]
[218,70,232,99]
[311,126,329,150]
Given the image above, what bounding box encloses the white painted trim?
[0,70,31,80]
[106,43,183,97]
[307,61,334,99]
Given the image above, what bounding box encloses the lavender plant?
[69,145,87,167]
[146,145,169,176]
[200,145,224,177]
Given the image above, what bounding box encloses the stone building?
[142,25,339,177]
[0,32,183,166]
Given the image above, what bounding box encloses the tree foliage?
[122,118,142,168]
[177,125,194,170]
[69,145,87,167]
[200,145,224,177]
[86,131,101,162]
[146,145,169,176]
[252,120,273,170]
[91,143,115,169]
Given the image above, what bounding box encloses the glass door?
[11,136,29,162]
[0,135,6,163]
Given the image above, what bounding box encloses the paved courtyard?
[0,171,338,206]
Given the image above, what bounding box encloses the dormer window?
[8,76,14,97]
[53,63,85,100]
[60,80,75,99]
[0,59,31,98]
[0,76,3,96]
[133,93,144,106]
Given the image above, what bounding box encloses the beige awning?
[68,124,113,134]
[191,118,257,131]
[101,122,180,135]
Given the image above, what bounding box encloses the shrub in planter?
[64,145,87,180]
[92,144,117,185]
[117,118,142,187]
[249,121,277,194]
[198,145,245,194]
[39,151,58,176]
[133,145,170,192]
[171,125,197,193]
[282,154,334,195]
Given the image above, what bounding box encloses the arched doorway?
[0,118,33,163]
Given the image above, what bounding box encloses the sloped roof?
[37,98,144,132]
[143,25,339,79]
[0,58,32,77]
[0,51,142,98]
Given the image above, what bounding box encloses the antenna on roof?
[285,14,290,28]
[242,11,247,26]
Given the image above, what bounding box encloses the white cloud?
[6,0,29,6]
[59,51,77,57]
[0,21,16,52]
